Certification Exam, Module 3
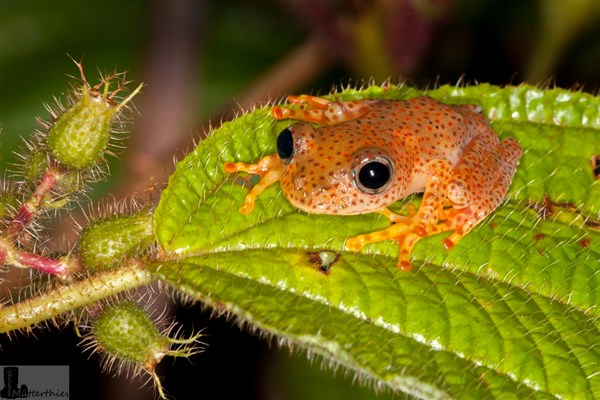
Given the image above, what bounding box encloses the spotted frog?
[224,95,521,271]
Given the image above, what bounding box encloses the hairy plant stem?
[6,168,59,240]
[0,264,154,333]
[0,237,70,275]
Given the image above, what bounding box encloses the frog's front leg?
[272,95,372,125]
[224,154,283,214]
[346,160,453,271]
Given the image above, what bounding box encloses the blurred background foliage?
[1,0,599,399]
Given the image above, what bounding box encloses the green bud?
[89,301,203,399]
[93,302,169,368]
[46,84,117,170]
[45,66,141,171]
[78,210,154,272]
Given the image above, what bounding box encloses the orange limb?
[224,155,283,214]
[272,94,372,126]
[286,95,331,109]
[438,136,522,250]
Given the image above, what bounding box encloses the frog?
[224,94,522,271]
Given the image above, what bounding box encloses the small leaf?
[153,84,600,399]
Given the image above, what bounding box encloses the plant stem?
[14,248,69,275]
[0,264,154,333]
[0,237,71,275]
[7,168,58,239]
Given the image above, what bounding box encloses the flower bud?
[86,301,203,399]
[46,84,117,170]
[78,210,154,272]
[92,301,169,368]
[45,65,141,171]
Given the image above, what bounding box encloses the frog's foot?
[349,207,423,252]
[414,206,470,251]
[271,95,331,123]
[286,95,331,109]
[346,219,430,272]
[224,154,283,214]
[272,94,372,126]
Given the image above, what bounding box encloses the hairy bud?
[78,210,154,272]
[84,301,203,399]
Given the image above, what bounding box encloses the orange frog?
[224,95,521,271]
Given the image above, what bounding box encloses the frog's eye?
[277,127,294,164]
[354,156,394,194]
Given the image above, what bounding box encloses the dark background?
[1,1,599,399]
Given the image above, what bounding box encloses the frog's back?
[359,96,498,168]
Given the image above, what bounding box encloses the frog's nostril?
[277,127,294,163]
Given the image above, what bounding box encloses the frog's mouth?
[281,169,393,216]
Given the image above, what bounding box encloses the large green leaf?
[152,84,600,399]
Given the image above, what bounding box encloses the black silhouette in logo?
[0,367,28,399]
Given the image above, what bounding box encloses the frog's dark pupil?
[277,127,294,162]
[358,161,390,190]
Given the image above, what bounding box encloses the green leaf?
[152,84,600,399]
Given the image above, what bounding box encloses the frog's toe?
[239,198,255,214]
[397,242,413,271]
[396,232,421,271]
[346,235,368,251]
[443,237,456,250]
[271,106,291,120]
[224,161,242,173]
[442,231,464,251]
[398,259,412,271]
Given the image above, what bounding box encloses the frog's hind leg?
[272,95,372,126]
[440,137,521,249]
[447,135,501,209]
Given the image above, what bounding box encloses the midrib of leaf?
[153,83,600,399]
